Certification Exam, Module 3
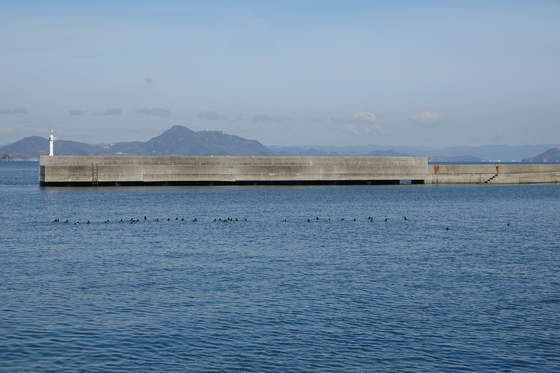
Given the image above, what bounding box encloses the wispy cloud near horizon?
[0,107,28,115]
[411,111,445,128]
[341,111,389,136]
[351,111,378,123]
[99,108,122,116]
[136,108,170,117]
[252,114,292,123]
[197,111,225,120]
[342,123,390,136]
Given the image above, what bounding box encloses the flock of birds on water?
[49,216,511,231]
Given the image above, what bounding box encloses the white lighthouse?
[49,130,55,156]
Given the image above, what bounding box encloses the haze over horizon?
[1,1,559,148]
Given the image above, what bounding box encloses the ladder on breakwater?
[485,174,499,183]
[92,164,99,187]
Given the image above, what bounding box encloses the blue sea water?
[0,161,559,372]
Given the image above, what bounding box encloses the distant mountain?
[429,155,482,162]
[363,150,410,157]
[133,126,277,156]
[0,136,51,160]
[269,144,560,162]
[3,126,559,162]
[0,125,279,160]
[272,147,408,157]
[522,148,560,163]
[0,136,128,160]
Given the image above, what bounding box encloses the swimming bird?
[144,216,147,220]
[308,219,311,222]
[154,218,159,222]
[75,221,79,225]
[181,218,185,221]
[105,220,110,223]
[193,218,197,222]
[64,220,69,223]
[446,227,450,230]
[385,218,388,222]
[87,221,90,224]
[404,217,407,220]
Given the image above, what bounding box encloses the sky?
[1,0,559,147]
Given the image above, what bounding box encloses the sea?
[0,161,559,372]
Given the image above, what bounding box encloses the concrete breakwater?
[38,156,560,186]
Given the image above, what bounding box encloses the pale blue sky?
[1,0,559,147]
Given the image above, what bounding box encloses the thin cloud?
[136,108,170,117]
[411,111,445,128]
[469,133,481,143]
[306,112,322,123]
[101,108,122,115]
[0,107,28,115]
[197,111,225,120]
[144,77,153,83]
[229,114,244,124]
[343,124,390,136]
[0,127,13,134]
[252,114,292,123]
[339,111,388,136]
[351,111,378,123]
[69,109,86,116]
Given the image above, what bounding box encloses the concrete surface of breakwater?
[38,156,560,186]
